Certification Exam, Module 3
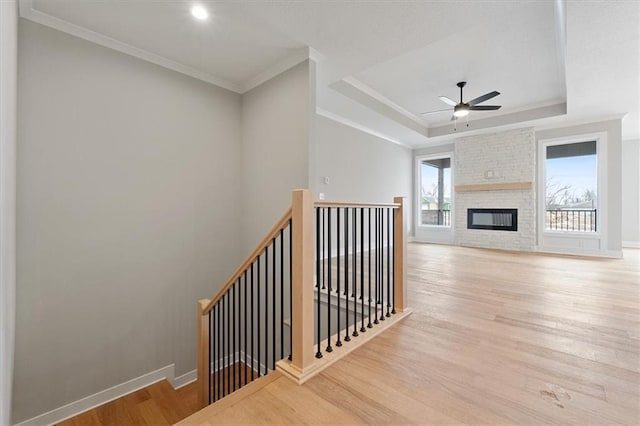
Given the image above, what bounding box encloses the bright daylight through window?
[420,157,452,227]
[545,141,597,232]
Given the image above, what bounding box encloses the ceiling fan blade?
[468,91,500,106]
[450,115,457,121]
[438,96,457,106]
[420,108,451,115]
[469,105,501,111]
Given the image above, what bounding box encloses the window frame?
[415,152,455,230]
[537,132,607,242]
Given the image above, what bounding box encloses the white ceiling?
[19,0,640,144]
[354,1,564,126]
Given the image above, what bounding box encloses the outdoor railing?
[545,209,597,232]
[421,209,451,226]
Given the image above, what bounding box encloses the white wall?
[240,60,314,254]
[622,139,640,247]
[14,20,243,423]
[536,119,623,256]
[0,1,18,425]
[454,128,536,251]
[314,114,412,207]
[313,113,412,258]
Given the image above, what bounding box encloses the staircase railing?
[196,207,292,407]
[196,189,406,408]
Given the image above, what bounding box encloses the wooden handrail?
[202,207,292,314]
[314,201,400,208]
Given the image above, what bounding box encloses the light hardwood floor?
[57,363,253,425]
[180,243,640,425]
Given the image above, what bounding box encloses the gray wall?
[314,114,412,208]
[14,20,243,423]
[622,139,640,245]
[240,61,314,254]
[1,1,18,425]
[536,119,623,253]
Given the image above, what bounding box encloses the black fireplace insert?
[467,208,518,231]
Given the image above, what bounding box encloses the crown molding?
[18,0,243,93]
[332,77,429,137]
[241,47,314,93]
[18,0,317,95]
[316,108,412,149]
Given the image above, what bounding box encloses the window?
[419,155,452,227]
[544,140,598,232]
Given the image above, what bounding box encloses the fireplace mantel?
[455,182,533,192]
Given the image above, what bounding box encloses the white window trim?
[415,152,455,231]
[537,132,608,248]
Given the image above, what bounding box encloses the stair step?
[176,371,282,425]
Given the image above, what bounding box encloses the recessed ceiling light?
[191,5,209,21]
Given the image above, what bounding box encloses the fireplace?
[467,208,518,231]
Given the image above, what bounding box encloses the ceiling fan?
[421,81,501,121]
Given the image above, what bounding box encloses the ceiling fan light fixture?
[453,104,469,118]
[191,5,209,20]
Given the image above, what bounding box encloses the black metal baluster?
[326,208,333,353]
[320,208,324,289]
[232,284,236,392]
[336,208,342,347]
[316,207,323,358]
[250,263,254,381]
[352,208,358,337]
[374,208,379,325]
[272,237,276,369]
[221,294,224,398]
[367,208,372,328]
[217,301,221,400]
[264,247,268,376]
[288,219,292,361]
[214,303,218,402]
[226,292,230,396]
[360,208,366,333]
[380,209,385,322]
[322,207,331,293]
[386,208,391,317]
[208,309,212,404]
[257,256,261,378]
[344,208,351,342]
[243,270,247,386]
[280,228,284,362]
[392,209,396,315]
[221,295,225,397]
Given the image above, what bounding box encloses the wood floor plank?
[180,244,640,425]
[63,244,640,425]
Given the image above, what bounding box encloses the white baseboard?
[169,369,197,390]
[622,241,640,248]
[14,364,197,426]
[535,245,624,259]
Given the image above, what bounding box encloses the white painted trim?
[534,245,623,259]
[537,132,608,256]
[414,152,455,242]
[17,0,243,92]
[241,48,312,93]
[18,0,317,95]
[341,77,426,128]
[13,365,175,426]
[622,241,640,248]
[316,108,411,149]
[534,114,627,133]
[169,369,197,390]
